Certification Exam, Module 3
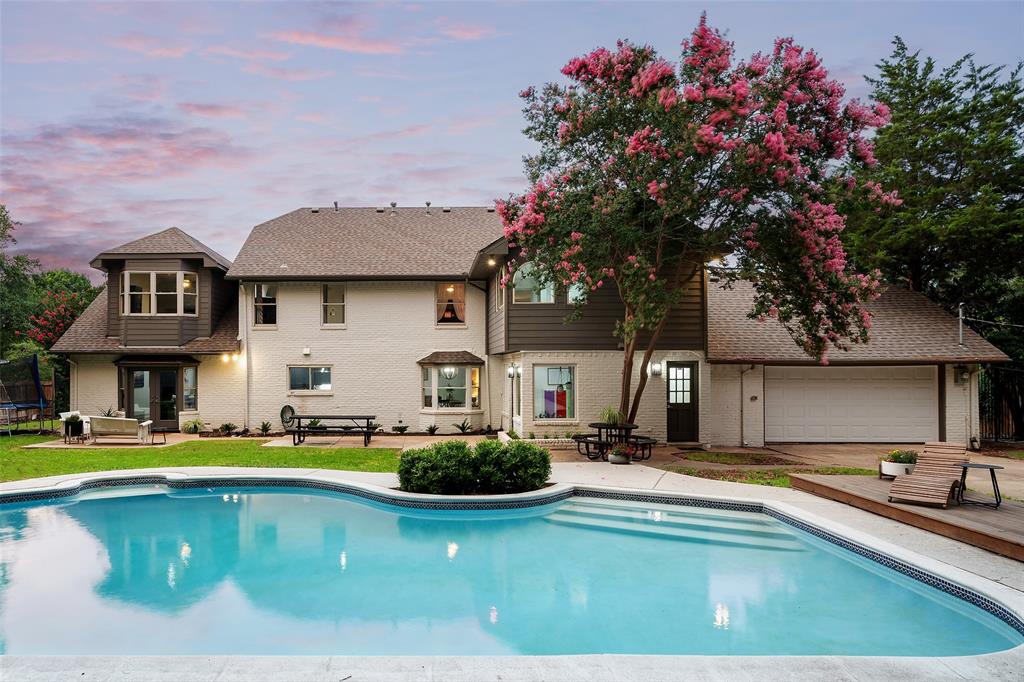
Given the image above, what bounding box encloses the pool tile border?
[2,474,1022,638]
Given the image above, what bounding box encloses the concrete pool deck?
[1,463,1022,681]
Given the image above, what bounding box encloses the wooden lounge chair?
[888,442,969,508]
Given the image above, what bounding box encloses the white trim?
[511,262,554,304]
[286,365,333,393]
[121,270,199,317]
[320,282,347,328]
[531,363,576,421]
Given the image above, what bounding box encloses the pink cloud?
[4,44,93,64]
[116,74,170,102]
[447,113,499,136]
[296,113,328,123]
[178,102,246,118]
[202,45,290,62]
[369,123,431,140]
[436,20,495,41]
[270,14,404,55]
[112,34,191,58]
[242,63,333,81]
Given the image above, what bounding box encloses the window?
[668,364,692,404]
[422,367,433,408]
[288,366,332,392]
[121,271,198,316]
[512,262,554,303]
[534,365,575,420]
[495,273,505,311]
[254,284,277,325]
[322,283,345,325]
[422,366,480,409]
[183,366,198,410]
[436,283,466,324]
[567,282,587,304]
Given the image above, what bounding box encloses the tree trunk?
[619,334,637,418]
[627,316,669,424]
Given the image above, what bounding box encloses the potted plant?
[879,449,918,478]
[608,443,633,465]
[599,405,624,426]
[64,414,84,439]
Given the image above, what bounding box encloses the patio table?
[957,463,1004,508]
[291,414,377,447]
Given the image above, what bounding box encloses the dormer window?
[121,271,199,316]
[436,283,465,325]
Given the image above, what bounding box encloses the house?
[52,206,1009,447]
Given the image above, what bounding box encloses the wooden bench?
[888,442,969,508]
[288,414,377,447]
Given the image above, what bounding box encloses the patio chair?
[887,442,969,508]
[89,416,153,445]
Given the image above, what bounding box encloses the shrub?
[599,405,624,425]
[452,418,472,433]
[259,421,272,436]
[101,406,117,417]
[528,431,536,440]
[506,429,520,440]
[64,414,81,424]
[219,422,237,434]
[392,424,410,434]
[182,418,204,434]
[426,424,439,435]
[398,440,551,495]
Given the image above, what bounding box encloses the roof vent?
[442,207,451,213]
[334,201,339,212]
[390,201,397,216]
[375,207,385,213]
[311,208,320,213]
[425,201,431,215]
[486,207,495,212]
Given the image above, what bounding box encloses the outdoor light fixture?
[954,364,970,384]
[221,354,229,363]
[446,284,455,293]
[649,361,663,377]
[231,354,239,362]
[516,365,523,377]
[441,366,457,380]
[487,257,497,266]
[507,365,515,378]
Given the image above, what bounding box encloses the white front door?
[764,365,938,442]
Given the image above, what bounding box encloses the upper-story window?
[436,283,465,325]
[495,272,505,311]
[567,281,587,305]
[322,283,345,326]
[121,271,198,316]
[253,284,277,326]
[512,262,554,303]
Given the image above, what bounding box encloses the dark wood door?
[128,368,179,430]
[666,362,698,442]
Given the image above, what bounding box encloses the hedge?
[398,439,551,495]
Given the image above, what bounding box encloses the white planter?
[880,461,915,478]
[608,452,631,465]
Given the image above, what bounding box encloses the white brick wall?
[706,364,765,447]
[495,350,708,441]
[944,364,980,448]
[68,354,120,416]
[177,354,246,430]
[240,280,490,434]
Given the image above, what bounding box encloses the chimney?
[334,201,339,212]
[390,201,397,216]
[425,201,431,215]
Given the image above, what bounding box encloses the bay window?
[289,366,332,392]
[121,271,198,316]
[422,366,480,409]
[436,283,466,324]
[512,262,554,303]
[534,365,575,420]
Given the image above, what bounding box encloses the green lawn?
[667,465,876,488]
[0,434,400,482]
[681,451,796,466]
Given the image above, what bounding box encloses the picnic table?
[573,422,655,462]
[289,414,377,446]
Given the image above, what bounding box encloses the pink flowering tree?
[497,16,897,421]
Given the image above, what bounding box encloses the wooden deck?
[790,474,1024,561]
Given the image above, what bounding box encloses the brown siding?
[506,267,705,351]
[106,262,122,336]
[486,275,506,354]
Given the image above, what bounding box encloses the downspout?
[967,364,980,450]
[241,282,251,431]
[739,364,755,447]
[67,358,79,411]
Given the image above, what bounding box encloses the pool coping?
[2,469,1023,681]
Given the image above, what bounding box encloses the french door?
[127,368,179,430]
[666,362,698,442]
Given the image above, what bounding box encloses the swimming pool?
[1,484,1021,656]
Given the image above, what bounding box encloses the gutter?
[739,364,755,447]
[240,282,251,431]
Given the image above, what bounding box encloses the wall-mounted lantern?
[648,361,663,377]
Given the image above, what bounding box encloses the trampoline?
[0,354,49,435]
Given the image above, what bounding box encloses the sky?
[2,1,1022,279]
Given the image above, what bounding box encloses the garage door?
[765,366,938,442]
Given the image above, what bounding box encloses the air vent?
[486,207,495,212]
[442,207,451,213]
[375,207,385,213]
[311,208,320,213]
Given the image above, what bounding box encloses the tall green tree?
[840,38,1024,359]
[0,204,40,358]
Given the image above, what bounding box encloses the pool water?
[0,487,1020,656]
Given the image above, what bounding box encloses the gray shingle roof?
[91,227,232,270]
[707,279,1009,364]
[51,288,240,355]
[226,207,503,280]
[417,351,485,365]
